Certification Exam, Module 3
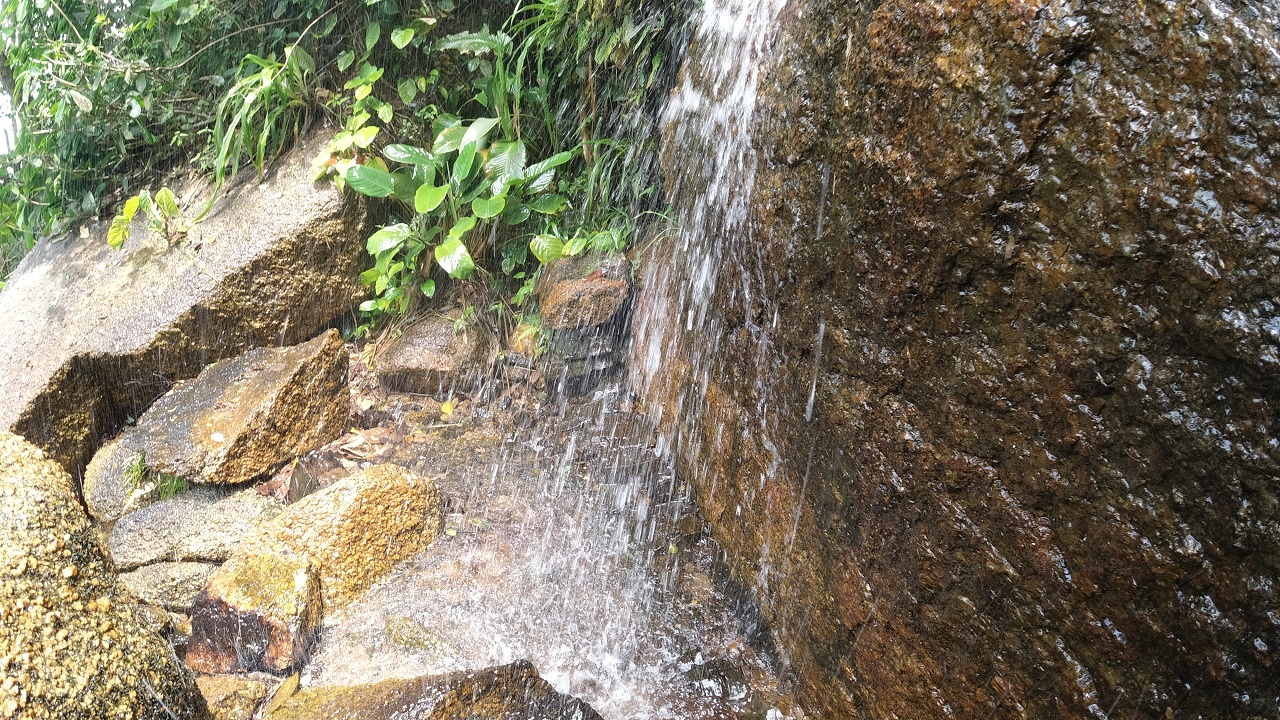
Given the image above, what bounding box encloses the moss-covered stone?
[185,547,321,674]
[0,431,204,719]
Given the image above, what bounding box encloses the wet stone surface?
[641,0,1280,717]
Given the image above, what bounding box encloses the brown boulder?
[640,0,1280,718]
[187,464,442,673]
[265,660,603,720]
[0,431,203,719]
[196,675,271,720]
[83,330,349,521]
[376,313,498,398]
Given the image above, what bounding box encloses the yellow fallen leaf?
[440,398,456,418]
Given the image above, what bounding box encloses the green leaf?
[523,150,575,192]
[359,267,382,285]
[453,143,478,184]
[107,217,130,250]
[564,233,590,256]
[391,27,415,49]
[420,279,437,297]
[121,195,141,223]
[365,22,382,52]
[67,89,93,114]
[376,103,394,124]
[390,172,421,202]
[434,236,476,279]
[352,126,379,148]
[366,223,414,254]
[384,144,435,166]
[436,28,512,56]
[448,215,477,239]
[155,187,180,218]
[526,194,566,214]
[414,184,448,214]
[397,77,418,105]
[150,0,181,12]
[504,203,532,225]
[486,139,527,193]
[337,50,356,72]
[345,164,396,197]
[530,234,564,264]
[462,117,500,147]
[471,195,506,219]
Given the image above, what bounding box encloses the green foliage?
[108,186,188,249]
[125,452,189,500]
[0,0,368,277]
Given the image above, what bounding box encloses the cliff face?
[642,0,1280,717]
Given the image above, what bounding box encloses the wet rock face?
[649,0,1280,718]
[376,313,498,399]
[265,660,603,720]
[0,431,203,719]
[83,330,349,521]
[0,128,366,474]
[107,487,286,570]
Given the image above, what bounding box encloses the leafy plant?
[108,186,188,249]
[125,452,189,500]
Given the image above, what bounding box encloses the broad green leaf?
[337,50,356,72]
[121,195,141,223]
[384,144,435,166]
[107,217,130,250]
[461,117,500,147]
[359,267,382,285]
[344,63,383,89]
[155,187,180,218]
[365,22,381,51]
[504,203,532,225]
[448,215,477,239]
[376,103,394,124]
[352,126,379,148]
[397,77,418,105]
[453,143,478,184]
[523,151,575,192]
[564,233,590,257]
[434,236,475,279]
[366,223,414,254]
[471,195,506,219]
[526,194,566,214]
[420,279,436,297]
[67,89,93,113]
[436,28,512,56]
[150,0,181,12]
[486,139,526,194]
[391,27,415,48]
[433,125,467,154]
[390,172,421,203]
[414,184,448,214]
[345,164,396,197]
[530,234,564,264]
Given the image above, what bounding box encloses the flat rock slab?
[187,464,442,674]
[84,330,348,521]
[0,128,366,473]
[0,431,202,719]
[266,660,603,720]
[108,488,285,571]
[376,313,497,398]
[119,561,218,613]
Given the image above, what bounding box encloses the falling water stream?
[297,0,796,717]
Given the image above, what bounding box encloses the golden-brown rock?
[195,675,270,720]
[0,431,203,719]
